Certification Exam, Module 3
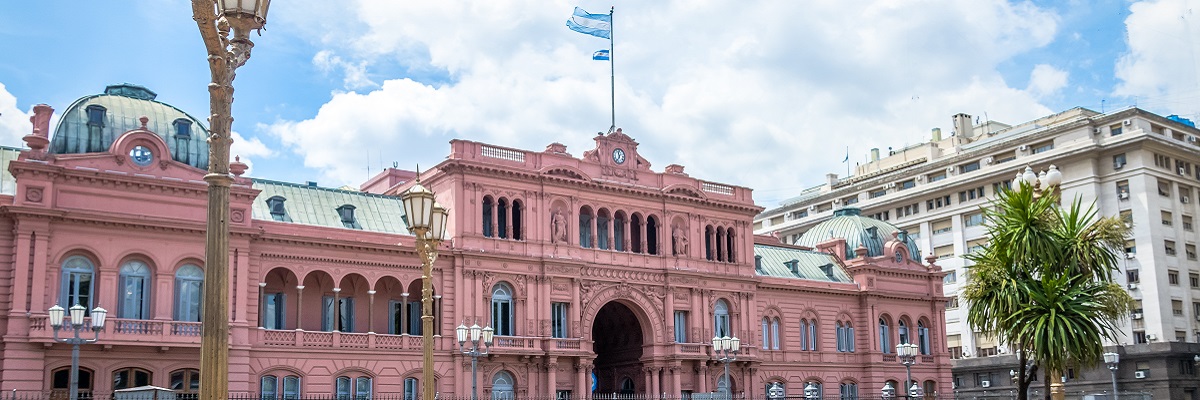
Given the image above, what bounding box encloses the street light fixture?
[1104,352,1119,400]
[881,381,896,400]
[190,1,271,400]
[1015,165,1063,196]
[49,304,108,400]
[457,322,494,400]
[896,343,921,399]
[711,336,740,400]
[401,177,450,400]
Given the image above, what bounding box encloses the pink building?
[0,85,951,399]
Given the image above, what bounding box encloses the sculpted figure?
[551,209,569,244]
[672,226,689,255]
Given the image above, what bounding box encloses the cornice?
[9,159,259,201]
[258,251,423,271]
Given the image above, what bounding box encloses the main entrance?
[591,301,644,394]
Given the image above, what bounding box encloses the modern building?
[753,106,1200,396]
[0,84,952,399]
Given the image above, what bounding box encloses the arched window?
[725,228,736,263]
[492,284,515,336]
[646,215,659,255]
[175,265,204,321]
[898,320,910,344]
[579,207,594,248]
[761,318,770,350]
[705,225,715,260]
[492,371,516,400]
[714,299,730,337]
[620,377,635,394]
[113,367,152,390]
[918,320,931,355]
[261,375,278,400]
[839,381,859,399]
[171,369,201,400]
[336,375,372,400]
[511,200,523,241]
[845,321,856,352]
[806,319,817,350]
[804,381,823,398]
[119,260,151,319]
[716,372,734,397]
[403,378,419,400]
[614,212,627,251]
[51,366,93,397]
[799,319,809,350]
[715,228,725,261]
[497,198,509,239]
[923,380,936,399]
[836,322,845,352]
[771,317,780,350]
[597,209,611,250]
[879,318,892,353]
[60,256,95,310]
[630,214,644,253]
[482,196,494,237]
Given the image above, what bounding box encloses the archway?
[592,301,645,394]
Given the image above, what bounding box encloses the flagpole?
[608,6,615,133]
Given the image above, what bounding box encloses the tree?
[963,183,1134,400]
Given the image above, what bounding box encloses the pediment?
[663,184,707,199]
[540,166,592,182]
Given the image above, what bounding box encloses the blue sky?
[1,0,1197,206]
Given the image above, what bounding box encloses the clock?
[612,148,626,164]
[895,251,904,263]
[130,145,154,166]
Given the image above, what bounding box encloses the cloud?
[1114,0,1200,115]
[0,82,31,147]
[313,50,377,90]
[1026,64,1070,98]
[267,0,1063,204]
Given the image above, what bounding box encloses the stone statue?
[551,209,568,244]
[672,226,689,256]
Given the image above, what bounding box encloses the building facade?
[0,85,951,399]
[753,107,1200,396]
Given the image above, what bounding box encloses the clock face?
[612,148,626,164]
[130,145,154,166]
[895,251,904,263]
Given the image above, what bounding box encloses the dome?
[794,207,922,261]
[50,84,210,170]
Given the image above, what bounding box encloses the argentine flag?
[566,7,611,39]
[592,49,610,61]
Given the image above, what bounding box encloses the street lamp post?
[191,2,271,400]
[1104,352,1119,400]
[400,178,449,400]
[711,336,740,400]
[881,381,896,400]
[896,343,920,399]
[457,322,495,400]
[1015,165,1063,197]
[48,304,108,400]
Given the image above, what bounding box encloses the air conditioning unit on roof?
[1019,145,1029,151]
[1128,283,1138,290]
[1135,371,1147,379]
[1147,334,1157,341]
[1189,136,1198,143]
[1119,192,1130,200]
[1184,196,1192,204]
[1093,127,1102,134]
[1131,312,1143,320]
[1124,119,1133,126]
[980,380,991,388]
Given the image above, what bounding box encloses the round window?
[130,145,153,166]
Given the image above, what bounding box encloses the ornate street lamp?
[881,381,896,400]
[1104,352,1119,400]
[711,336,740,400]
[802,382,819,400]
[457,322,494,400]
[49,304,108,400]
[1014,165,1063,197]
[401,177,449,400]
[190,1,270,400]
[896,343,920,399]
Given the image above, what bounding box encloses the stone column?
[640,222,649,254]
[698,362,708,393]
[295,285,305,330]
[332,287,341,331]
[644,368,654,395]
[671,364,682,398]
[401,293,410,334]
[716,229,724,261]
[652,367,662,399]
[665,287,676,343]
[571,279,581,337]
[258,282,267,328]
[547,357,558,394]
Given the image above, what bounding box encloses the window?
[843,195,860,205]
[934,245,954,260]
[929,172,946,182]
[714,300,731,337]
[943,271,957,284]
[337,205,361,230]
[264,292,286,330]
[1170,270,1180,285]
[170,369,201,400]
[1032,142,1054,154]
[85,105,106,127]
[1192,273,1199,288]
[492,371,516,400]
[992,179,1012,194]
[173,118,192,137]
[52,367,94,397]
[482,196,495,237]
[1155,153,1171,169]
[1186,216,1195,231]
[175,265,204,321]
[404,378,419,400]
[932,219,952,234]
[806,319,817,350]
[926,195,953,210]
[510,200,524,240]
[839,382,858,399]
[492,284,515,336]
[119,260,151,319]
[551,302,568,339]
[870,211,890,221]
[836,322,856,352]
[947,298,960,309]
[1189,244,1197,261]
[266,196,291,222]
[961,161,981,173]
[1167,240,1178,256]
[322,295,355,332]
[896,203,920,218]
[879,318,891,353]
[261,374,301,400]
[497,199,509,239]
[336,376,372,400]
[967,239,987,254]
[1182,359,1196,375]
[578,207,594,248]
[674,311,688,342]
[1160,179,1172,197]
[762,318,770,349]
[1164,211,1175,226]
[771,318,780,350]
[1126,240,1137,255]
[60,256,95,310]
[870,189,888,199]
[899,180,916,190]
[898,320,910,344]
[1110,124,1124,136]
[1175,300,1185,316]
[1117,180,1130,198]
[964,212,984,227]
[113,367,152,390]
[918,321,931,355]
[1114,153,1127,169]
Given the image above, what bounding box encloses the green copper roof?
[754,244,852,283]
[0,146,20,196]
[51,84,210,170]
[794,207,922,260]
[250,179,410,234]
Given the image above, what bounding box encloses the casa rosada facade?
[0,85,951,399]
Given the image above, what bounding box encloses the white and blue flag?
[566,7,611,39]
[592,49,610,61]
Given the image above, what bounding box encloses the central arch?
[591,301,648,395]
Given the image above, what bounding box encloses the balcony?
[28,316,203,346]
[256,329,449,351]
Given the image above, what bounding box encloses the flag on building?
[592,49,610,61]
[566,7,611,39]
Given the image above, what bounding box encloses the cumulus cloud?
[0,83,31,147]
[229,129,275,176]
[1026,64,1070,98]
[313,50,377,90]
[267,0,1063,204]
[1114,0,1200,115]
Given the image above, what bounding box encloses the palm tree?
[963,183,1134,400]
